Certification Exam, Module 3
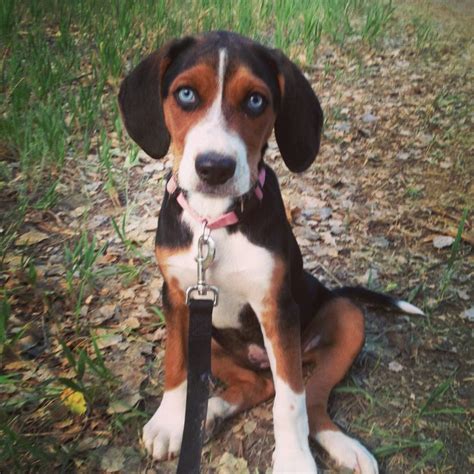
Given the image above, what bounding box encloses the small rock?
[362,112,378,123]
[334,122,351,132]
[461,307,474,323]
[319,207,332,220]
[372,236,390,248]
[359,268,378,285]
[457,289,469,301]
[396,151,410,161]
[143,162,164,174]
[433,235,454,249]
[389,361,404,372]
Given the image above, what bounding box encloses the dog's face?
[119,31,323,197]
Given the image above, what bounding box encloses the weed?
[0,295,26,365]
[149,305,166,327]
[59,334,116,408]
[362,0,395,43]
[412,16,438,49]
[63,232,107,321]
[405,186,423,199]
[438,208,468,301]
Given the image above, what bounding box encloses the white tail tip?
[396,300,424,315]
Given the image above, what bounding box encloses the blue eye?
[245,93,266,115]
[175,87,198,109]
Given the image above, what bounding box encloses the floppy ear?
[118,37,194,159]
[272,50,323,172]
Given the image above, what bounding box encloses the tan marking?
[277,73,285,100]
[260,258,304,393]
[303,298,365,435]
[155,246,191,390]
[224,66,276,180]
[211,340,274,409]
[162,62,219,169]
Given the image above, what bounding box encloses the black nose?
[195,153,236,185]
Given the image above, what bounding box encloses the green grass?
[0,0,395,231]
[2,1,469,471]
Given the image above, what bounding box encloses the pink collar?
[166,167,266,230]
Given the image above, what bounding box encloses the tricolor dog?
[119,31,422,473]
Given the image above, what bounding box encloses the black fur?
[119,31,323,172]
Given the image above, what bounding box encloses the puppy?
[119,30,422,473]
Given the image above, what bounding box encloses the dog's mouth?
[194,180,241,197]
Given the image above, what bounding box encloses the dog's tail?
[333,286,424,315]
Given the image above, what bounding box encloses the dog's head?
[119,31,323,197]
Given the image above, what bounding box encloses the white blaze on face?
[178,48,250,198]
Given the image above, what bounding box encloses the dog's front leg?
[254,268,317,473]
[143,280,189,461]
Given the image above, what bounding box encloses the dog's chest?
[163,227,275,329]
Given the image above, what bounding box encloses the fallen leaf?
[77,436,110,452]
[71,206,87,217]
[122,316,140,329]
[107,393,142,414]
[243,420,257,435]
[95,333,123,349]
[60,388,87,415]
[100,447,125,472]
[216,452,249,474]
[15,230,49,246]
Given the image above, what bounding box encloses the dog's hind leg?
[206,340,274,437]
[303,297,379,474]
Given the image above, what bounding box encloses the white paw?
[273,446,318,473]
[205,396,237,436]
[143,383,186,460]
[315,431,378,474]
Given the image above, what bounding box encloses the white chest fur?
[162,217,275,329]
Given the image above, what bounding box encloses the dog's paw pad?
[315,430,378,474]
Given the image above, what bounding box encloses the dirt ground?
[1,2,472,473]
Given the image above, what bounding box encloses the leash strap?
[176,298,214,474]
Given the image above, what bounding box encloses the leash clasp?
[186,222,219,306]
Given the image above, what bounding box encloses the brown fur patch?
[211,340,274,409]
[224,66,276,181]
[303,298,365,435]
[260,258,304,393]
[162,63,218,170]
[155,246,190,390]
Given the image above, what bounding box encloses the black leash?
[176,299,213,474]
[177,224,218,474]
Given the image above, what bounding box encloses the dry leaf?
[107,393,141,414]
[122,316,140,329]
[216,452,249,474]
[100,447,125,472]
[243,420,257,435]
[95,333,123,349]
[60,388,87,415]
[15,230,49,246]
